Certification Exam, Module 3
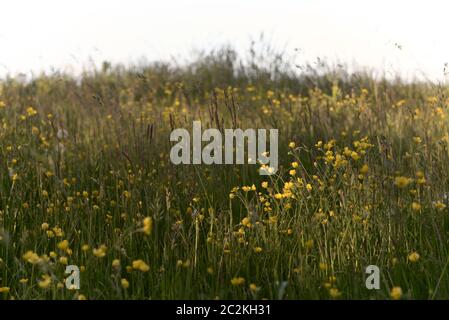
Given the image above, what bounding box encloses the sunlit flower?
[390,286,402,300]
[38,274,52,289]
[59,256,68,265]
[411,202,422,211]
[26,107,37,117]
[253,247,262,253]
[112,259,121,268]
[57,240,69,251]
[93,245,107,258]
[121,278,130,289]
[408,251,420,263]
[143,217,153,235]
[328,288,341,299]
[434,201,446,211]
[249,283,259,292]
[241,217,251,228]
[360,164,369,174]
[23,250,41,264]
[394,176,413,188]
[230,277,245,286]
[305,239,314,249]
[0,287,10,293]
[132,259,150,272]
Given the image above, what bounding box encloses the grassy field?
[1,48,449,300]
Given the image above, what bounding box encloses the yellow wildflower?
[0,287,10,293]
[93,245,107,258]
[328,288,342,299]
[121,278,130,289]
[57,240,69,251]
[23,251,41,264]
[434,201,446,211]
[390,286,402,300]
[408,251,420,263]
[230,277,245,286]
[143,217,153,235]
[249,283,259,292]
[112,259,121,268]
[132,259,150,272]
[26,107,37,117]
[38,274,52,289]
[411,202,422,211]
[394,176,413,188]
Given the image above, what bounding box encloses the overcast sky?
[1,0,448,82]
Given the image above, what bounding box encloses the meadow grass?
[0,49,449,299]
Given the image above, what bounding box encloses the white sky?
[0,0,448,82]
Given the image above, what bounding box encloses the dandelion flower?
[360,164,369,174]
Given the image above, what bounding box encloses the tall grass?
[0,46,448,299]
